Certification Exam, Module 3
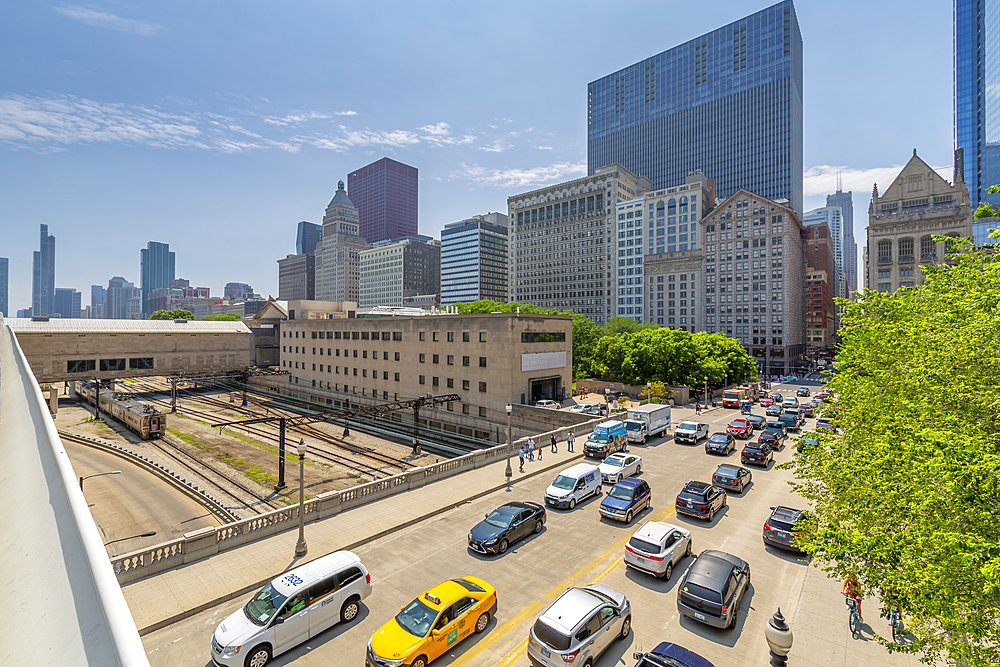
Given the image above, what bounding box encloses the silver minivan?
[211,550,372,667]
[527,584,631,667]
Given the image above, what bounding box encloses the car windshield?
[715,468,737,478]
[588,432,610,444]
[551,475,575,490]
[625,422,642,431]
[769,518,796,531]
[709,434,728,442]
[484,511,513,528]
[678,422,698,430]
[532,619,571,652]
[746,444,765,451]
[395,597,437,637]
[627,537,661,553]
[603,457,624,467]
[609,485,634,500]
[243,582,287,627]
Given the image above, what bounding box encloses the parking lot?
[143,378,923,667]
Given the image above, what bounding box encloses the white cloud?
[804,163,952,198]
[263,111,332,126]
[417,122,475,147]
[55,6,163,37]
[537,145,553,151]
[334,110,357,116]
[478,139,509,153]
[454,162,587,188]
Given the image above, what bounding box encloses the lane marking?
[449,601,542,667]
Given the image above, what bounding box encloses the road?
[141,377,918,667]
[66,439,219,556]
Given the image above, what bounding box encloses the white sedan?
[599,452,642,483]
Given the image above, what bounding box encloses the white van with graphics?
[544,463,602,510]
[211,550,372,667]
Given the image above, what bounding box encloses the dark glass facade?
[140,241,175,318]
[32,224,55,317]
[347,157,418,244]
[956,0,1000,207]
[296,221,322,255]
[0,257,8,318]
[587,0,803,213]
[440,215,509,305]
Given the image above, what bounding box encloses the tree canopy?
[785,237,1000,665]
[201,312,243,321]
[149,309,195,320]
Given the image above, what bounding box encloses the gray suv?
[527,584,631,667]
[676,550,750,629]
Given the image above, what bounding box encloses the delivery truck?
[623,403,672,444]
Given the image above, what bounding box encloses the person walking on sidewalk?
[550,433,558,454]
[537,439,543,461]
[527,438,535,461]
[567,430,575,452]
[518,445,525,472]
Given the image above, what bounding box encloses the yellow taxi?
[367,577,497,667]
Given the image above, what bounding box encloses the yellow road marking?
[495,635,529,667]
[449,600,542,667]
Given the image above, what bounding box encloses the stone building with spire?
[866,149,973,294]
[316,180,370,302]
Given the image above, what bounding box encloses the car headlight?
[483,537,498,545]
[222,645,241,657]
[468,532,473,541]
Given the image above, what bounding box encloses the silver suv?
[527,584,631,667]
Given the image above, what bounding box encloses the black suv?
[676,481,727,521]
[704,433,736,456]
[741,442,774,467]
[676,549,751,629]
[763,506,809,553]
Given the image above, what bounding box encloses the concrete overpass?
[0,315,150,666]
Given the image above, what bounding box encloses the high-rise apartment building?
[826,183,858,295]
[347,157,418,243]
[508,164,651,324]
[32,224,56,317]
[803,222,838,348]
[588,0,803,213]
[107,276,140,320]
[317,180,370,302]
[296,221,323,255]
[54,287,82,318]
[90,285,106,319]
[140,241,175,318]
[802,206,845,297]
[955,0,1000,208]
[0,257,8,317]
[359,237,441,309]
[278,253,316,301]
[440,213,509,306]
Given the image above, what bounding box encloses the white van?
[544,463,602,510]
[211,550,372,667]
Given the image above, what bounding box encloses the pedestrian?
[550,433,558,454]
[518,445,525,472]
[567,430,575,452]
[696,402,702,415]
[527,438,535,461]
[537,439,543,460]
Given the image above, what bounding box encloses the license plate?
[542,647,551,658]
[686,501,693,507]
[694,612,706,621]
[635,556,647,563]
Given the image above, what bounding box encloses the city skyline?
[1,1,956,310]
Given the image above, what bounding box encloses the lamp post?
[505,403,513,490]
[764,607,793,665]
[80,469,121,491]
[704,376,708,407]
[724,372,728,389]
[294,439,308,558]
[646,382,652,404]
[104,530,156,547]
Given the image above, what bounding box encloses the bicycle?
[845,595,861,637]
[887,606,903,642]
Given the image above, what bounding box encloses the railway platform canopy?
[7,317,254,383]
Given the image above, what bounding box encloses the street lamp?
[764,607,793,666]
[294,439,308,558]
[80,470,121,491]
[703,376,708,407]
[505,403,513,490]
[724,372,728,389]
[646,382,652,404]
[104,530,156,547]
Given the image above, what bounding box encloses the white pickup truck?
[673,421,709,444]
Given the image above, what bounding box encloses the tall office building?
[802,206,845,298]
[140,241,175,318]
[54,287,82,318]
[588,0,803,213]
[440,213,509,306]
[296,221,322,255]
[826,181,858,295]
[224,282,256,300]
[317,180,370,302]
[107,276,140,320]
[32,224,56,317]
[955,0,1000,208]
[803,222,839,348]
[348,157,419,243]
[278,253,316,301]
[0,257,8,317]
[90,285,106,319]
[359,237,440,309]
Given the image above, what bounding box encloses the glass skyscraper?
[32,224,55,317]
[956,0,1000,207]
[296,221,322,255]
[347,157,418,244]
[140,241,175,318]
[588,0,803,213]
[0,257,8,317]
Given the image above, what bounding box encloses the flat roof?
[6,318,252,335]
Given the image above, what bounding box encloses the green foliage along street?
[785,237,1000,666]
[201,312,243,321]
[148,309,195,320]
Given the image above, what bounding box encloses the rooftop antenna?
[837,172,843,193]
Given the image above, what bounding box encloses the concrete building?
[802,206,845,297]
[278,253,316,300]
[587,0,803,213]
[867,150,974,294]
[317,180,370,303]
[278,312,572,429]
[803,222,838,348]
[440,213,509,306]
[53,287,81,319]
[0,257,7,316]
[32,224,55,317]
[224,282,256,301]
[146,287,185,314]
[826,182,858,295]
[642,249,704,330]
[140,241,175,319]
[296,221,322,255]
[106,276,140,320]
[508,164,651,324]
[348,157,418,243]
[699,190,807,377]
[359,236,440,309]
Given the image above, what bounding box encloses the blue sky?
[1,1,954,312]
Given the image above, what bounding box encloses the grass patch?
[218,453,278,488]
[167,428,212,450]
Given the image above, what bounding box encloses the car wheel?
[498,539,509,554]
[738,482,744,493]
[664,562,673,580]
[636,464,641,474]
[475,611,490,633]
[569,499,576,510]
[625,510,633,524]
[727,610,737,630]
[619,615,631,639]
[411,656,428,667]
[685,541,692,557]
[707,507,715,522]
[615,474,622,483]
[245,645,271,667]
[534,519,543,534]
[340,597,360,623]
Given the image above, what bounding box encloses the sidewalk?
[123,441,586,635]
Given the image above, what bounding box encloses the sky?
[0,1,955,312]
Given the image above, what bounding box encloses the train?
[74,380,167,440]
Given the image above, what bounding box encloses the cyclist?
[842,574,863,622]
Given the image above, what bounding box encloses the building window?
[877,239,892,263]
[463,332,470,342]
[129,358,154,369]
[394,352,400,361]
[394,372,400,381]
[447,378,454,388]
[432,377,439,387]
[479,382,487,392]
[433,332,440,341]
[463,380,470,391]
[419,332,426,341]
[100,358,126,372]
[463,404,470,414]
[447,355,454,365]
[479,332,487,342]
[447,332,454,342]
[479,406,487,417]
[419,354,425,363]
[463,356,470,366]
[68,359,96,373]
[419,375,425,385]
[433,354,439,364]
[479,357,487,368]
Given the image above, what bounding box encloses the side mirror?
[634,652,645,660]
[272,616,284,625]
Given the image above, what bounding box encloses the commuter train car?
[75,380,166,440]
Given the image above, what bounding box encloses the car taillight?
[763,522,772,531]
[646,554,664,561]
[695,504,707,509]
[366,573,371,584]
[721,605,728,612]
[561,649,580,662]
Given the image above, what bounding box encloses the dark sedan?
[705,432,736,456]
[796,436,819,453]
[745,414,766,430]
[633,643,716,667]
[468,501,545,555]
[741,442,774,467]
[711,464,752,493]
[765,404,783,417]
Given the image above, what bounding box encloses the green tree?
[201,312,242,321]
[603,316,655,336]
[149,309,195,320]
[784,236,1000,665]
[973,201,996,219]
[570,312,604,379]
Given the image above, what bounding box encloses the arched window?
[898,238,914,261]
[877,239,892,263]
[920,235,936,259]
[656,201,665,217]
[679,196,689,213]
[667,198,677,215]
